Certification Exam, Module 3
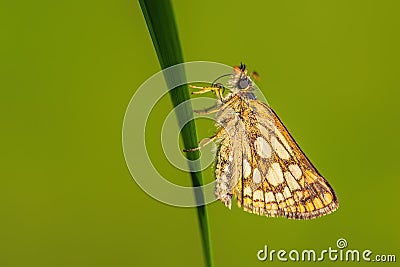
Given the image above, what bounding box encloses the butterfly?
[186,63,338,219]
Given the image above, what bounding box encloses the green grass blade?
[138,1,214,267]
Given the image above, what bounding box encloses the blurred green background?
[1,0,399,266]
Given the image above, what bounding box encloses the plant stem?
[138,1,214,267]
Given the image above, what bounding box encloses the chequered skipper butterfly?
[186,63,338,219]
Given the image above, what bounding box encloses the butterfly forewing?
[213,68,338,220]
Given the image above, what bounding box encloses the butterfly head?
[232,63,253,91]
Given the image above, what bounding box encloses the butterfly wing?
[215,98,338,219]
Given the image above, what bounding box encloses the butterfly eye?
[238,78,250,89]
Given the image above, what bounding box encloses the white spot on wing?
[253,190,264,201]
[266,162,284,186]
[275,192,284,203]
[284,171,301,191]
[254,137,272,158]
[283,186,292,198]
[265,191,275,202]
[243,159,251,178]
[289,164,302,179]
[271,136,290,159]
[252,168,262,184]
[244,186,252,197]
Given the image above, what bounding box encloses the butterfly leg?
[183,128,224,152]
[189,85,224,100]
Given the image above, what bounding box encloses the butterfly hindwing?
[214,97,338,219]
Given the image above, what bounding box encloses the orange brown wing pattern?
[215,98,338,219]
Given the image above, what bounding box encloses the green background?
[1,0,399,266]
